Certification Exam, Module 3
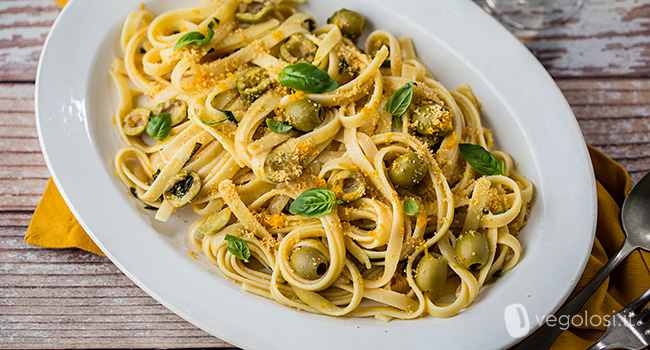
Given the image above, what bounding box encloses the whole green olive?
[237,67,272,102]
[327,9,365,40]
[123,107,151,136]
[415,253,448,293]
[236,0,275,24]
[284,98,323,132]
[280,33,318,64]
[411,102,454,138]
[153,99,188,126]
[328,170,366,202]
[264,151,303,183]
[388,152,427,187]
[455,231,490,270]
[289,245,328,280]
[163,171,201,208]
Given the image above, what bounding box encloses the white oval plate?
[36,0,597,349]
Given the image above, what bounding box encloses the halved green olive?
[284,98,323,132]
[415,253,448,293]
[163,171,201,208]
[289,244,328,280]
[123,107,151,136]
[153,99,187,126]
[388,152,427,187]
[456,230,490,270]
[197,208,231,236]
[264,151,303,183]
[280,33,317,64]
[327,9,365,40]
[328,170,365,202]
[411,102,454,139]
[236,0,275,24]
[237,67,272,102]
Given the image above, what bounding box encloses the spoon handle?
[513,239,637,350]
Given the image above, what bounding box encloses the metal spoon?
[513,171,650,350]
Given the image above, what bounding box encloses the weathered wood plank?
[0,1,59,82]
[513,0,650,77]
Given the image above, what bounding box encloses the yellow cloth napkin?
[25,178,104,256]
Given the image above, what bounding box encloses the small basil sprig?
[278,63,339,94]
[266,118,292,133]
[384,82,417,127]
[403,198,419,216]
[289,187,341,218]
[224,234,250,262]
[174,18,219,50]
[200,109,237,125]
[458,143,505,176]
[146,112,172,141]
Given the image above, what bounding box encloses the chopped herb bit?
[266,118,292,133]
[129,187,138,198]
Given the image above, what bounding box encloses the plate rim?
[35,0,598,348]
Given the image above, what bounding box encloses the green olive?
[415,253,448,293]
[280,33,317,64]
[284,98,323,132]
[388,152,427,187]
[456,231,490,270]
[327,9,365,40]
[237,67,272,102]
[366,35,390,67]
[236,0,275,24]
[264,151,303,183]
[197,208,231,236]
[289,244,328,280]
[411,102,454,139]
[163,171,201,208]
[328,170,365,202]
[153,99,187,126]
[123,107,151,136]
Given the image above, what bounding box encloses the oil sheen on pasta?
[111,0,534,321]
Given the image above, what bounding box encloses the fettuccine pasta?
[111,0,534,321]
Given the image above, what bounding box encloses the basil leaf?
[493,209,508,215]
[289,187,341,218]
[403,198,419,216]
[146,112,172,141]
[174,26,215,50]
[224,234,250,262]
[199,110,237,125]
[458,143,505,176]
[278,63,339,94]
[393,115,402,129]
[384,82,416,117]
[266,118,292,133]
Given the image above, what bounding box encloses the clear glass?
[484,0,586,31]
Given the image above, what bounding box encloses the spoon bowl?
[621,173,650,249]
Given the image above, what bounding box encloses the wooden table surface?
[1,0,649,348]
